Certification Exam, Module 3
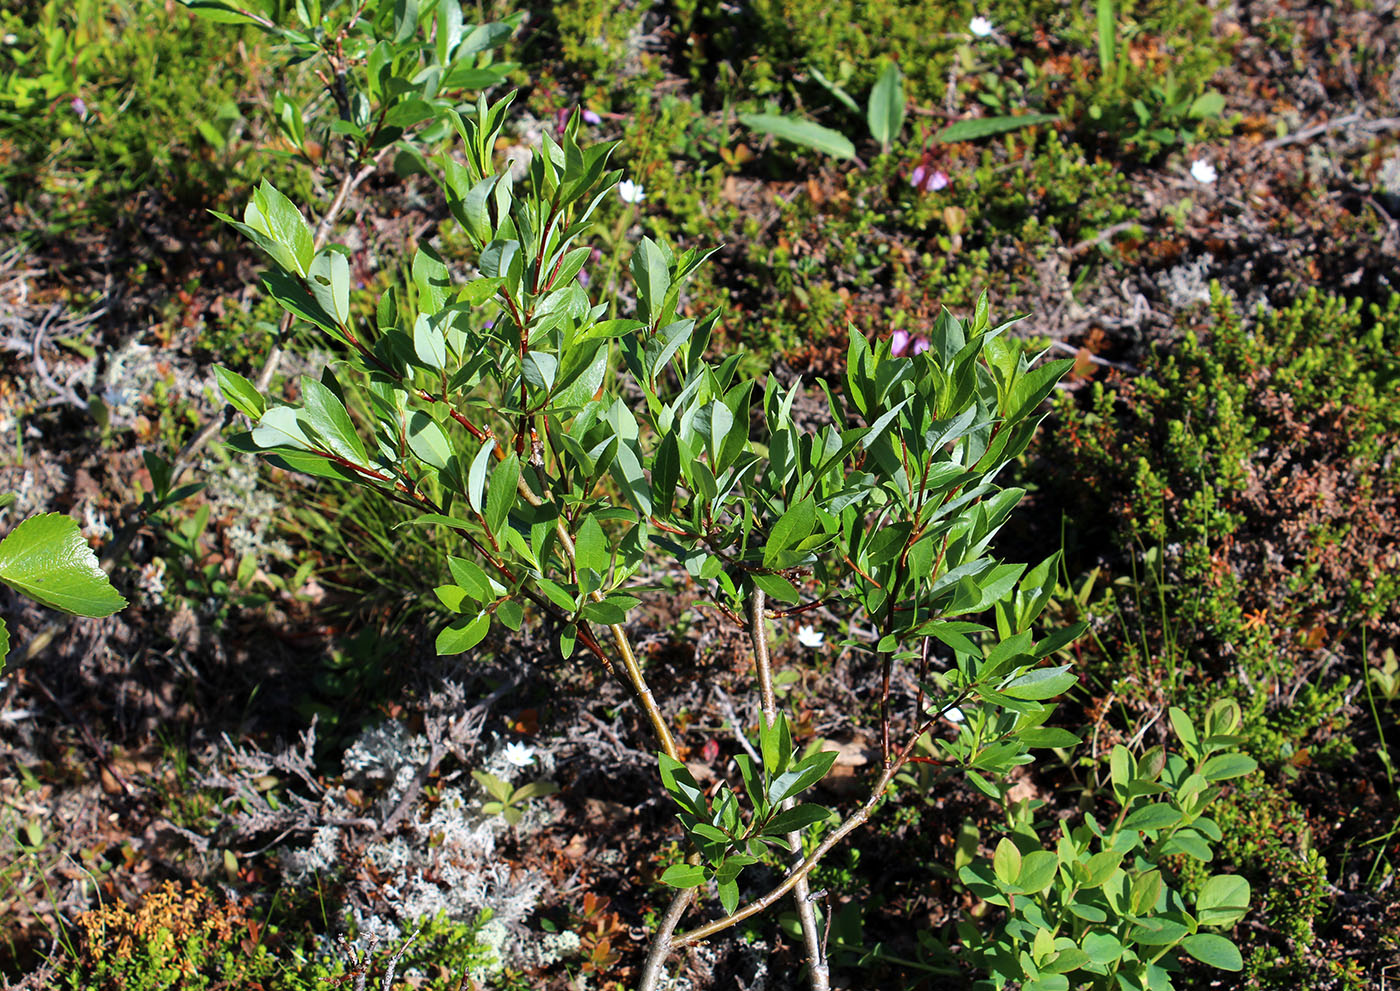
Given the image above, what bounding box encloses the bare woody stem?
[750,590,829,991]
[669,692,971,950]
[517,475,679,761]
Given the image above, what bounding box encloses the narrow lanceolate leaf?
[0,616,9,667]
[1000,663,1077,700]
[300,376,367,465]
[935,113,1059,143]
[0,514,127,617]
[739,113,856,160]
[867,62,906,150]
[486,453,519,534]
[215,366,265,420]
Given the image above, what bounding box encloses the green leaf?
[308,250,351,326]
[992,837,1022,886]
[1181,933,1243,971]
[739,112,856,160]
[630,237,670,324]
[764,803,832,835]
[1019,727,1081,749]
[0,616,9,668]
[1189,90,1226,119]
[250,180,314,276]
[407,411,452,469]
[935,113,1059,143]
[867,61,905,150]
[1169,707,1198,752]
[574,515,608,575]
[1006,358,1075,423]
[660,864,707,888]
[510,779,559,802]
[1200,753,1257,782]
[1001,664,1076,700]
[1015,850,1059,893]
[1196,874,1250,928]
[768,749,837,804]
[1096,0,1116,72]
[436,611,490,654]
[1123,803,1183,831]
[215,366,265,419]
[471,769,513,802]
[0,514,127,617]
[486,453,519,534]
[717,878,740,915]
[413,313,448,370]
[1081,931,1125,965]
[751,571,800,604]
[658,754,705,816]
[300,376,366,465]
[763,497,816,568]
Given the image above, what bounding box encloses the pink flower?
[891,330,911,356]
[71,97,88,120]
[912,337,930,355]
[910,165,949,193]
[582,109,602,125]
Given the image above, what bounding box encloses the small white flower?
[969,15,995,37]
[503,741,535,767]
[1190,159,1218,185]
[2,33,18,45]
[796,625,825,649]
[945,707,966,723]
[617,179,647,204]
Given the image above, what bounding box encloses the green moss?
[1039,288,1400,758]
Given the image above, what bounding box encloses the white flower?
[945,707,966,723]
[503,742,536,767]
[617,179,647,204]
[796,625,825,649]
[1190,159,1218,185]
[969,15,994,37]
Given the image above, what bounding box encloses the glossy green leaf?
[300,376,366,464]
[0,514,127,617]
[215,366,265,419]
[436,611,490,654]
[1002,664,1076,700]
[407,411,452,468]
[0,616,9,667]
[486,453,518,533]
[764,803,832,835]
[660,864,707,888]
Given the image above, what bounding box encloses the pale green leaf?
[0,514,127,617]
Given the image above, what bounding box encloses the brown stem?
[637,888,696,991]
[749,591,828,991]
